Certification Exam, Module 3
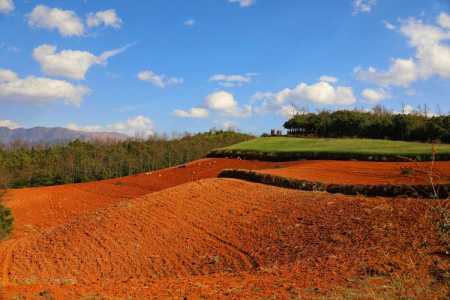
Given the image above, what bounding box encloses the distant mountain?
[0,127,128,145]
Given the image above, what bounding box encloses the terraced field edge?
[208,149,450,162]
[218,169,450,199]
[208,137,450,162]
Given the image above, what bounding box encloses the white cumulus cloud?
[252,78,356,116]
[352,0,376,15]
[209,73,257,87]
[0,119,21,129]
[0,69,19,83]
[0,68,89,106]
[174,91,251,119]
[356,12,450,87]
[205,90,252,117]
[0,0,14,14]
[275,81,357,105]
[355,58,419,87]
[67,116,154,137]
[138,70,183,88]
[438,12,450,30]
[228,0,255,7]
[319,75,338,83]
[361,88,390,103]
[173,107,209,118]
[87,9,122,29]
[184,19,195,27]
[278,105,303,118]
[382,20,396,30]
[33,44,129,80]
[27,5,85,37]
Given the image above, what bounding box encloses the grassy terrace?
[208,137,450,161]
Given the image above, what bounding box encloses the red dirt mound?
[3,158,295,238]
[1,179,449,299]
[258,160,450,185]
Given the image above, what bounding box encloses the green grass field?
[208,137,450,161]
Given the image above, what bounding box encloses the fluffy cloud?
[27,5,85,37]
[138,70,183,88]
[355,58,419,87]
[173,107,209,118]
[361,88,390,102]
[184,19,195,27]
[0,69,18,82]
[319,75,338,83]
[221,121,238,131]
[33,44,129,80]
[87,9,122,29]
[383,20,396,30]
[252,78,356,116]
[356,12,450,87]
[352,0,376,15]
[0,69,89,106]
[0,119,21,129]
[278,105,303,118]
[67,116,154,137]
[0,0,14,14]
[27,5,123,37]
[174,91,251,119]
[205,91,252,117]
[209,73,257,87]
[228,0,255,7]
[438,12,450,30]
[275,81,356,105]
[401,16,450,78]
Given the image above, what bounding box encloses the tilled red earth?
[258,160,450,185]
[3,158,296,239]
[0,159,449,299]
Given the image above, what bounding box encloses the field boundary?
[218,169,450,199]
[208,149,450,162]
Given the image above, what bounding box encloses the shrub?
[0,203,13,240]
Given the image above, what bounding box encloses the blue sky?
[0,0,449,136]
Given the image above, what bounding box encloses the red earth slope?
[1,179,449,299]
[257,160,450,185]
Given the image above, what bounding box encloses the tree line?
[0,130,253,188]
[284,108,450,143]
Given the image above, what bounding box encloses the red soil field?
[3,158,295,239]
[0,158,449,299]
[258,160,450,185]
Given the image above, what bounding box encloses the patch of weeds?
[21,276,38,285]
[38,290,54,300]
[0,203,13,240]
[328,274,444,300]
[400,167,415,176]
[258,295,277,300]
[436,208,450,255]
[54,277,77,285]
[79,295,106,300]
[430,206,450,298]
